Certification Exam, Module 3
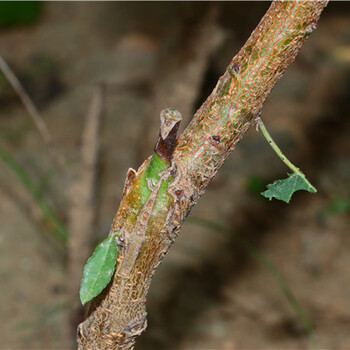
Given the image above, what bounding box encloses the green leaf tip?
[79,235,118,305]
[261,173,317,203]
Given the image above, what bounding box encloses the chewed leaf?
[80,235,118,305]
[261,173,317,203]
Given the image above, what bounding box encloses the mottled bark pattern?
[77,1,328,349]
[174,0,327,192]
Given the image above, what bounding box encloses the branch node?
[154,108,182,161]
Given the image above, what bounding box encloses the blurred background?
[0,2,349,349]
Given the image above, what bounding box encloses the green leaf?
[261,173,317,203]
[79,235,118,305]
[0,2,42,27]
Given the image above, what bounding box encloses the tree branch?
[68,84,105,340]
[77,1,328,349]
[0,56,66,176]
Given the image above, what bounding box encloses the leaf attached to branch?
[80,235,118,305]
[261,173,317,203]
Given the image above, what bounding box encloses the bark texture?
[77,1,328,349]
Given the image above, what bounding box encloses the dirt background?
[0,2,350,349]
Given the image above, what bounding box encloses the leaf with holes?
[261,173,316,203]
[80,235,118,305]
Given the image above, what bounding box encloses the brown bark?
[77,1,328,349]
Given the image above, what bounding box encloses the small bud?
[159,108,182,140]
[154,108,182,161]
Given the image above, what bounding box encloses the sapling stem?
[258,117,316,192]
[257,118,299,173]
[77,1,326,346]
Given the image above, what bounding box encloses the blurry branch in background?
[77,1,328,349]
[140,4,225,161]
[67,84,105,340]
[0,55,106,343]
[0,56,66,176]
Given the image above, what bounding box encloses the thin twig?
[0,56,66,175]
[258,117,301,174]
[257,117,316,191]
[67,83,105,341]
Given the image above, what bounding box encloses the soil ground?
[0,2,349,349]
